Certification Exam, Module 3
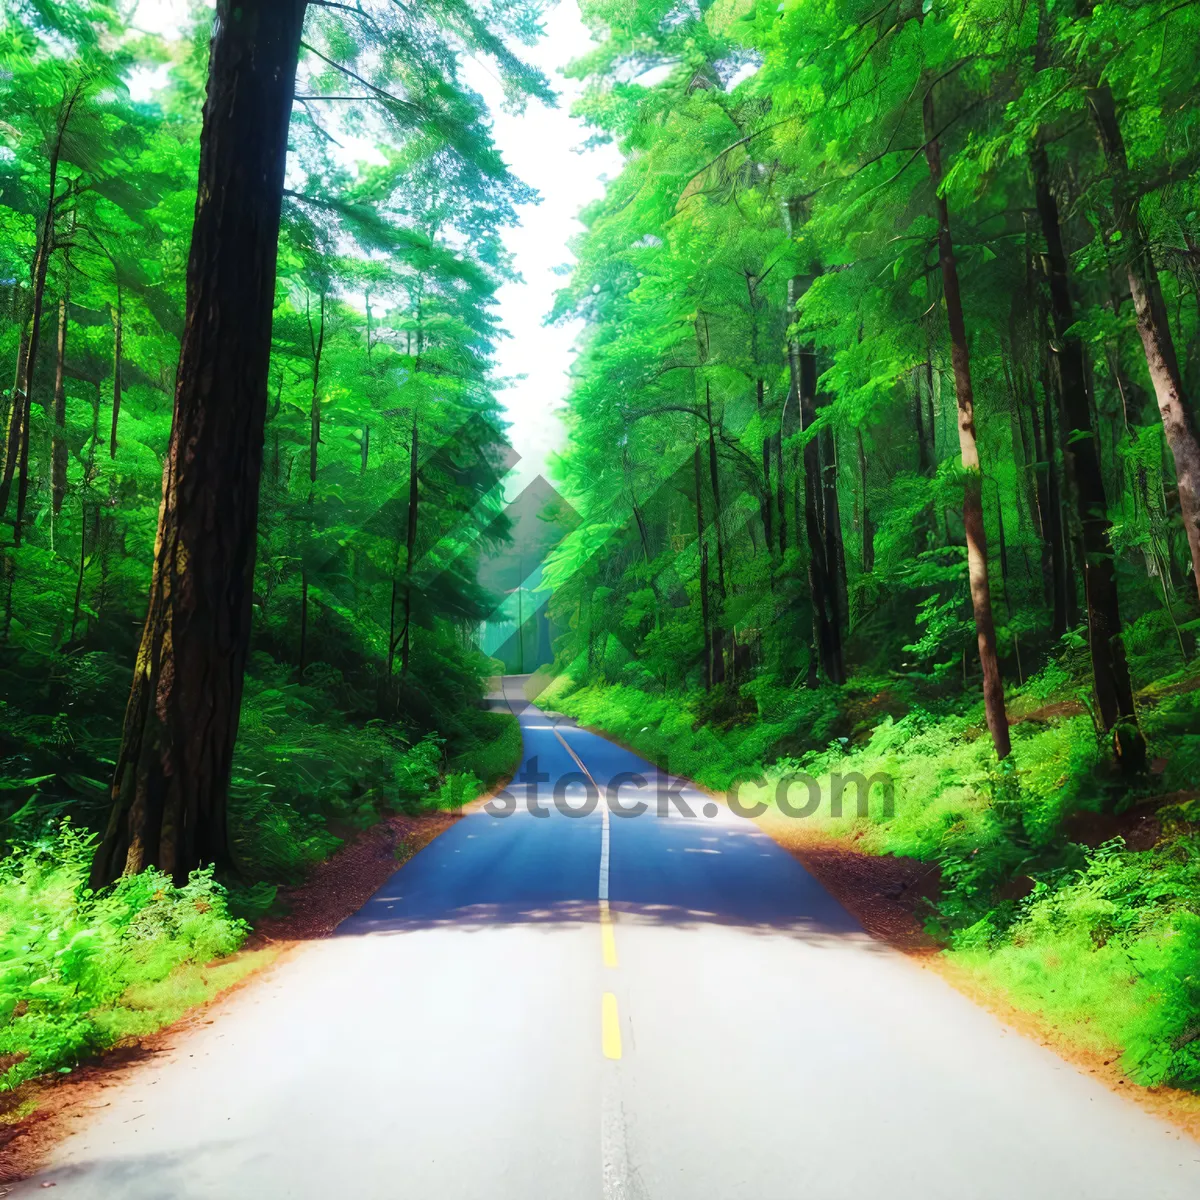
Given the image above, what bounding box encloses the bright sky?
[132,0,620,499]
[464,3,622,497]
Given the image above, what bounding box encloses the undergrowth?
[0,653,521,1093]
[542,648,1200,1090]
[0,823,248,1093]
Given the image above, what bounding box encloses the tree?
[90,0,310,885]
[922,82,1011,760]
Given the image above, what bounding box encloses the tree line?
[0,0,543,882]
[546,0,1199,765]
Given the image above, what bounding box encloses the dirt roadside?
[757,815,1200,1144]
[555,714,1200,1142]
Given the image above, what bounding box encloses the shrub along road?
[14,678,1200,1198]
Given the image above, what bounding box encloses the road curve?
[15,675,1200,1198]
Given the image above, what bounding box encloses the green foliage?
[448,708,523,790]
[539,0,1200,1093]
[959,837,1200,1088]
[0,823,247,1090]
[0,0,540,1088]
[552,651,1200,1088]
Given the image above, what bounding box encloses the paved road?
[16,676,1200,1198]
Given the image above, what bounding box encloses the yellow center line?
[599,898,618,968]
[551,722,623,1059]
[601,992,622,1060]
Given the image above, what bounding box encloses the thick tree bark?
[52,294,69,515]
[1088,84,1200,601]
[91,0,308,888]
[923,89,1011,759]
[1032,139,1144,765]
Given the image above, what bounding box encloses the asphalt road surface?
[16,676,1200,1198]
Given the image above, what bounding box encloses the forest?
[1,0,1199,1118]
[0,0,532,1089]
[540,0,1200,1091]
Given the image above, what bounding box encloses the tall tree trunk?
[923,88,1011,759]
[693,443,712,690]
[108,285,123,458]
[914,367,933,474]
[2,381,25,525]
[1032,139,1143,764]
[1088,84,1200,601]
[0,90,75,526]
[386,573,398,678]
[994,481,1010,614]
[820,422,847,628]
[307,290,324,484]
[757,378,773,551]
[401,417,419,675]
[704,384,726,684]
[1028,370,1068,631]
[857,427,874,572]
[798,352,843,683]
[13,369,33,547]
[360,423,369,474]
[912,358,938,550]
[52,293,69,515]
[1043,339,1081,633]
[784,197,844,684]
[10,286,25,394]
[91,0,308,888]
[775,430,787,556]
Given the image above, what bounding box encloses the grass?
[542,656,1200,1090]
[0,823,251,1093]
[0,698,522,1094]
[432,707,523,810]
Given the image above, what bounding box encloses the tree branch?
[300,42,423,119]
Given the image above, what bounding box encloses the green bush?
[546,657,1200,1088]
[447,709,522,791]
[958,837,1200,1088]
[0,823,247,1091]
